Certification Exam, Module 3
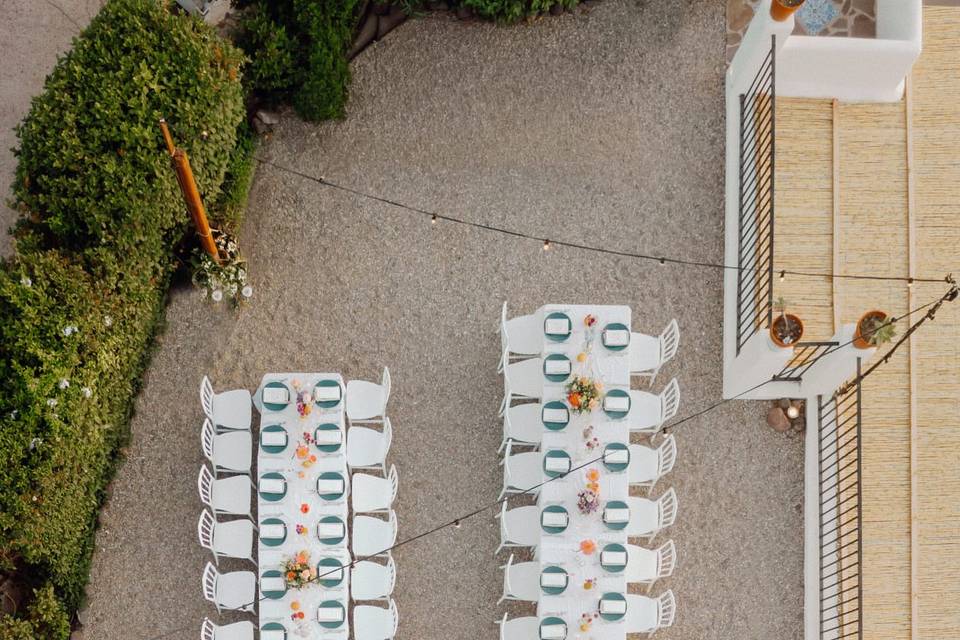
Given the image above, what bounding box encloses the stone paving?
[728,0,877,62]
[72,3,803,639]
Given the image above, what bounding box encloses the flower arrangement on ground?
[567,376,602,414]
[284,551,317,588]
[192,230,253,307]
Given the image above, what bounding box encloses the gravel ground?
[78,3,803,639]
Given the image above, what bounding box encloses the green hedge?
[0,0,246,634]
[211,123,258,230]
[235,0,360,121]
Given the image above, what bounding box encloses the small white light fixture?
[786,406,800,420]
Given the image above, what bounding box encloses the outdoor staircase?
[772,8,960,639]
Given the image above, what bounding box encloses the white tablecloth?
[256,373,351,639]
[535,305,632,640]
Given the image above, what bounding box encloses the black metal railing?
[774,341,839,382]
[735,35,777,354]
[817,360,863,640]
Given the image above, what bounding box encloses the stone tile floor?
[73,2,803,639]
[728,0,877,62]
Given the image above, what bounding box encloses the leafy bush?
[212,123,258,230]
[13,0,245,263]
[455,0,575,23]
[0,0,246,631]
[234,0,360,121]
[0,584,71,640]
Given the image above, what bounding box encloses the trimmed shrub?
[212,123,258,230]
[234,0,360,121]
[13,0,245,263]
[1,0,246,630]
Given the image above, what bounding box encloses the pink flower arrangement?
[577,489,600,515]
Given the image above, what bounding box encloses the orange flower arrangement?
[586,468,600,483]
[300,503,310,514]
[579,539,597,555]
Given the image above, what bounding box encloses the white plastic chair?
[625,540,677,593]
[197,465,252,517]
[352,511,398,558]
[201,562,255,614]
[352,465,399,513]
[499,402,543,452]
[625,488,679,544]
[197,509,255,566]
[200,618,253,640]
[499,441,542,500]
[495,502,540,555]
[200,418,252,475]
[200,376,252,432]
[502,357,543,404]
[498,302,542,373]
[353,598,399,640]
[351,554,397,601]
[496,613,539,640]
[497,553,540,604]
[625,590,676,636]
[628,434,677,492]
[628,379,680,437]
[346,367,390,423]
[629,319,680,386]
[346,418,392,474]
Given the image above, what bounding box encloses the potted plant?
[771,0,805,22]
[853,310,896,348]
[770,296,804,347]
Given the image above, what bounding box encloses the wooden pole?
[173,149,220,264]
[159,118,220,264]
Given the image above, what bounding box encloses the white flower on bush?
[82,387,92,398]
[211,289,224,302]
[241,285,253,298]
[58,378,69,389]
[46,398,57,408]
[21,276,32,287]
[103,315,113,327]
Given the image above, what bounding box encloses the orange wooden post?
[159,118,220,264]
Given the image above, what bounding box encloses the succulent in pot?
[853,310,896,349]
[770,296,804,347]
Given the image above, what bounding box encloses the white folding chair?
[498,302,542,373]
[628,379,680,437]
[197,465,252,516]
[346,417,392,474]
[625,488,678,544]
[346,367,390,423]
[352,466,399,513]
[499,402,543,452]
[499,441,542,500]
[200,418,252,475]
[353,598,399,640]
[197,509,255,566]
[628,434,677,493]
[201,562,255,614]
[351,554,397,601]
[352,511,398,558]
[495,502,540,555]
[625,540,677,593]
[502,357,543,405]
[625,591,676,636]
[200,618,253,640]
[629,319,679,386]
[496,613,539,640]
[200,375,252,432]
[497,553,540,603]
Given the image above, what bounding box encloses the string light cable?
[254,157,950,286]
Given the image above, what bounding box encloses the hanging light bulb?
[779,270,786,282]
[543,239,551,251]
[431,214,437,225]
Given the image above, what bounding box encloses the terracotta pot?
[853,310,888,349]
[769,313,804,348]
[771,0,805,22]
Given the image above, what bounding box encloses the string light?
[255,157,948,285]
[543,239,551,251]
[431,214,437,225]
[907,278,914,287]
[779,270,785,282]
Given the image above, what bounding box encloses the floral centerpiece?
[566,376,602,414]
[284,551,317,589]
[579,539,597,555]
[579,611,599,632]
[577,489,600,515]
[582,426,600,451]
[291,379,313,419]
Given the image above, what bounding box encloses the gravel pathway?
[78,3,803,639]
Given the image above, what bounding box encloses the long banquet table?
[255,372,352,639]
[534,304,644,640]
